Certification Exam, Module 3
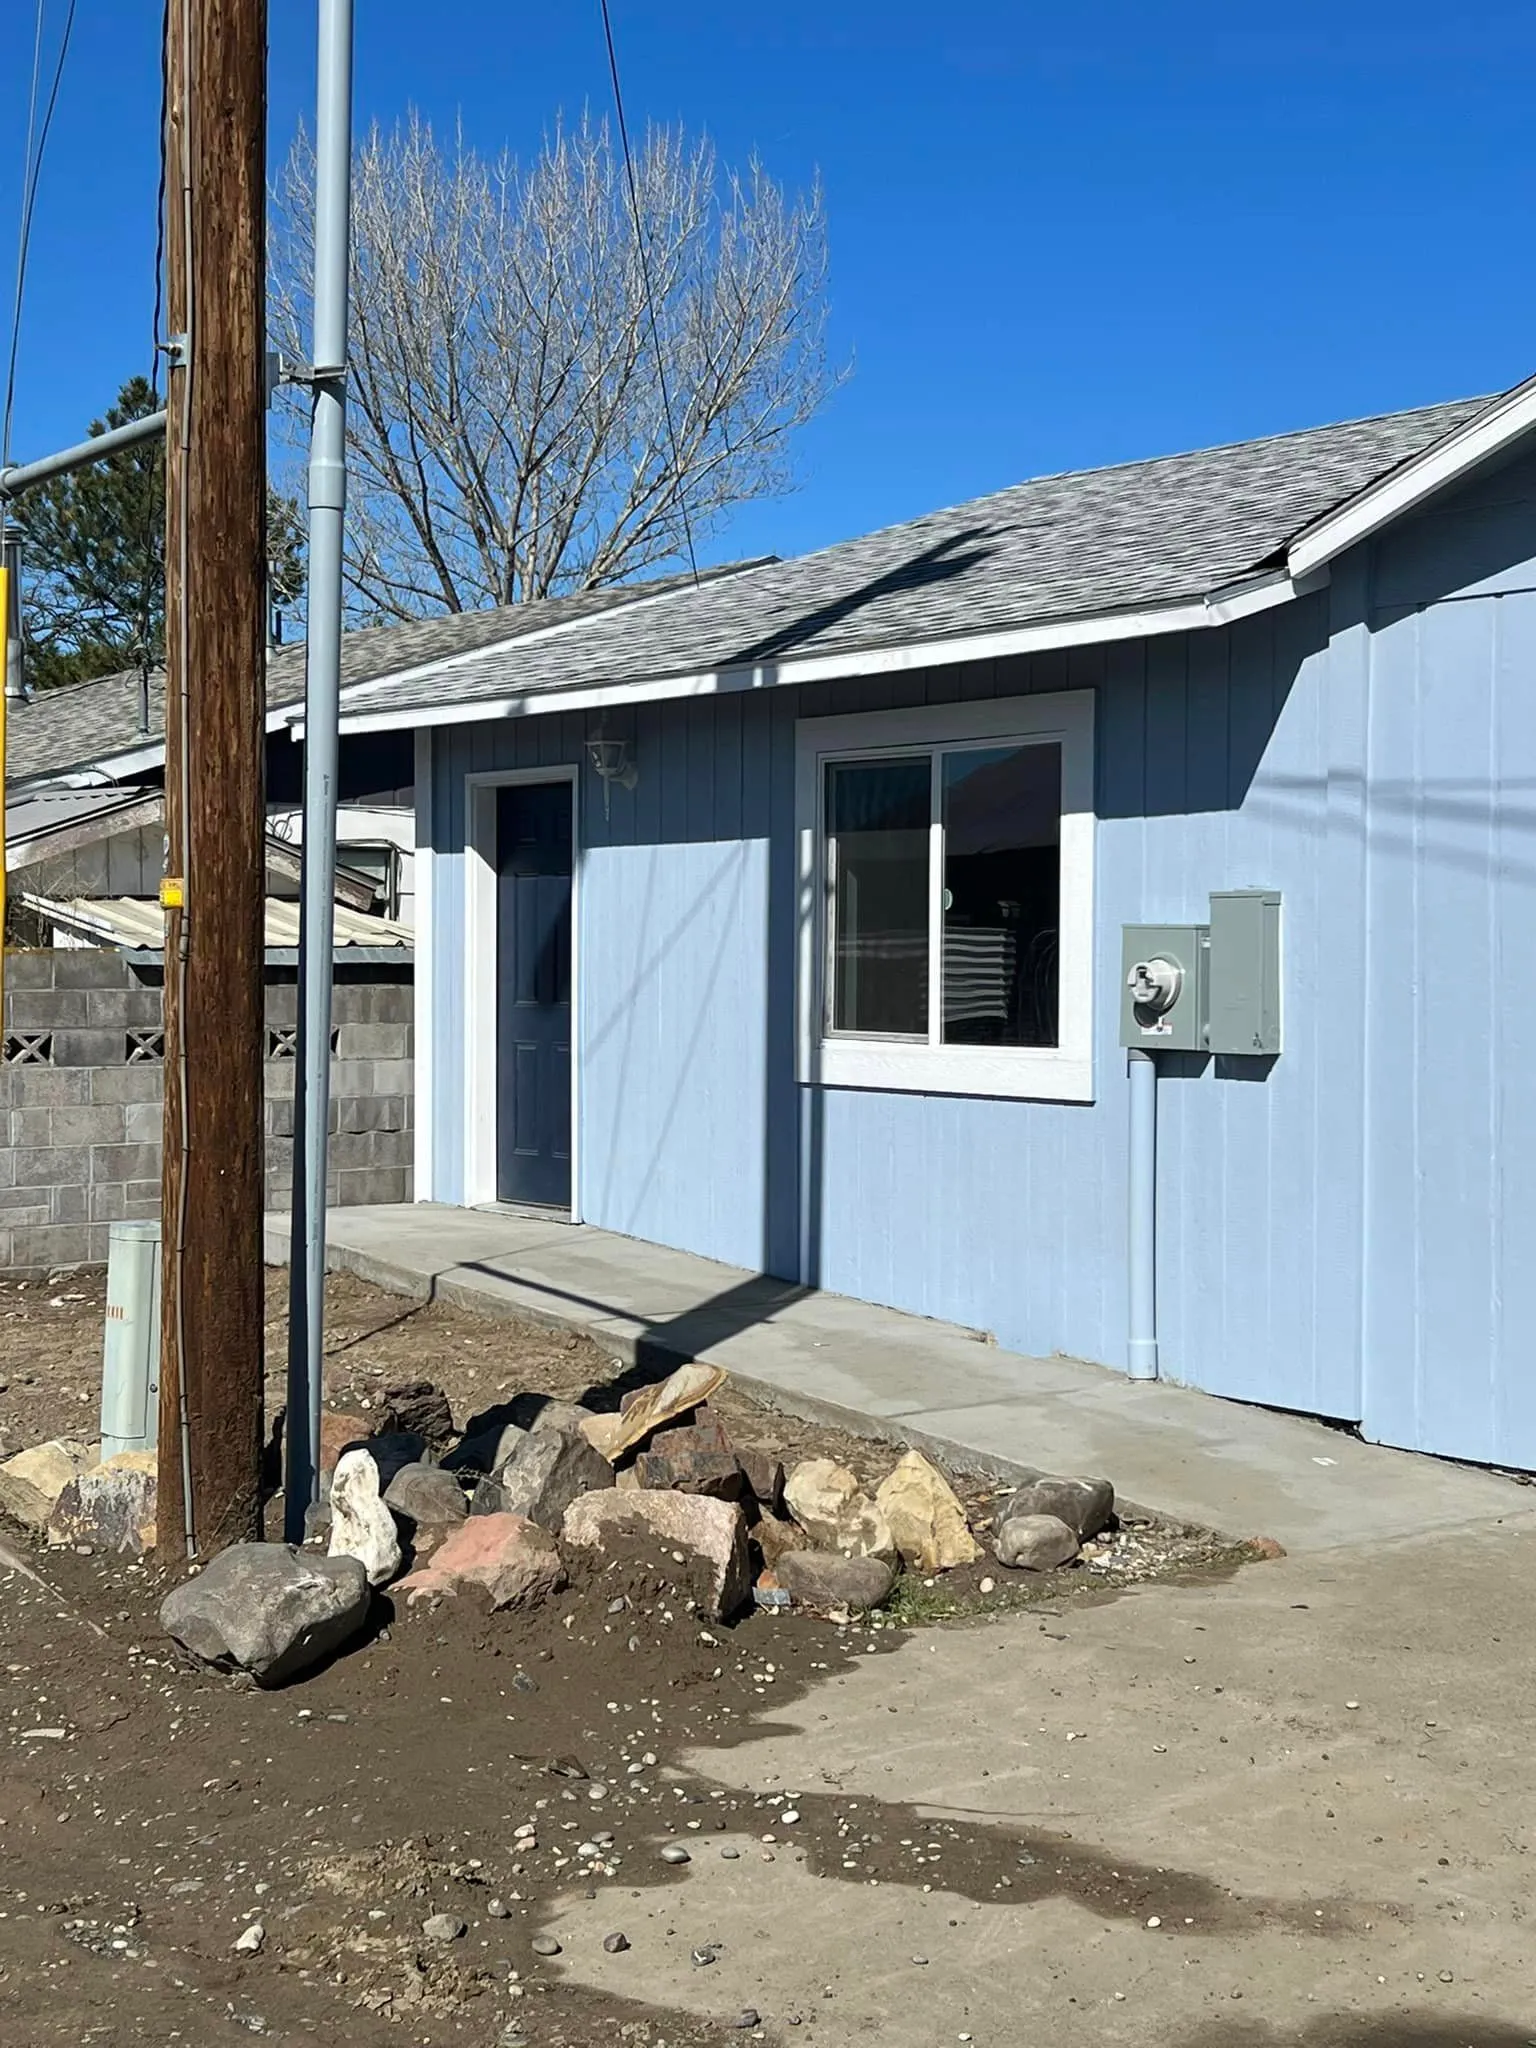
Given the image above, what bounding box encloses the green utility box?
[1207,889,1283,1055]
[1120,924,1210,1051]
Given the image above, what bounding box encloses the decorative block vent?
[3,1032,54,1065]
[265,1026,340,1060]
[125,1029,166,1064]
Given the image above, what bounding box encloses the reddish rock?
[320,1410,371,1473]
[1246,1535,1287,1561]
[634,1407,745,1500]
[396,1512,566,1610]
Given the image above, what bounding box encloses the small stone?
[720,1846,740,1860]
[422,1913,466,1943]
[603,1931,630,1953]
[1146,1915,1161,1928]
[979,1576,995,1594]
[660,1843,691,1865]
[531,1934,562,1957]
[781,1810,801,1825]
[1438,1970,1453,1984]
[328,1449,403,1587]
[487,1897,510,1919]
[732,2011,762,2032]
[912,1954,929,1966]
[233,1922,265,1954]
[691,1947,716,1967]
[994,1513,1079,1572]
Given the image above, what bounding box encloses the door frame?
[463,765,581,1218]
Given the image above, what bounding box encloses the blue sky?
[3,0,1534,567]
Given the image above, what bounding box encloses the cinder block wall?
[0,950,413,1273]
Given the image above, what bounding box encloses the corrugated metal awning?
[19,891,413,953]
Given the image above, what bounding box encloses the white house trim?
[1287,373,1536,581]
[412,728,435,1202]
[325,572,1309,742]
[461,764,581,1220]
[793,690,1097,1105]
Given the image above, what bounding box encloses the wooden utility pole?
[157,0,269,1557]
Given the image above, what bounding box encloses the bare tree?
[269,111,837,618]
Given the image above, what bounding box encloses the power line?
[597,0,700,588]
[3,0,81,465]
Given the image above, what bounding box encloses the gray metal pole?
[0,409,168,498]
[284,0,354,1542]
[1126,1049,1159,1380]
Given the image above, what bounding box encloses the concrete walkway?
[267,1202,1535,1556]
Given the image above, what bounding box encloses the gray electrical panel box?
[1120,924,1209,1051]
[1207,889,1282,1055]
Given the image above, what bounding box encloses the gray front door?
[495,781,572,1209]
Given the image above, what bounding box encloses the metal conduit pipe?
[1126,1048,1159,1381]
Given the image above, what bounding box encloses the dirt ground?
[0,1267,1253,2048]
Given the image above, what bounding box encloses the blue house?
[322,374,1536,1472]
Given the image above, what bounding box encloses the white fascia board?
[1287,376,1536,581]
[330,572,1307,739]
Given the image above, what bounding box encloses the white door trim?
[413,729,435,1199]
[463,765,581,1219]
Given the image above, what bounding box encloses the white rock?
[0,1439,96,1532]
[233,1922,265,1954]
[783,1458,896,1561]
[328,1448,402,1587]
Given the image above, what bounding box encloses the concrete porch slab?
[266,1202,1536,1556]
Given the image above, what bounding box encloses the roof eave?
[1286,372,1536,582]
[321,567,1314,739]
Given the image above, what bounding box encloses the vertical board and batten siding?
[423,444,1536,1469]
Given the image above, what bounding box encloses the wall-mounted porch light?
[586,732,638,820]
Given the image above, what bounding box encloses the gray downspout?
[1126,1048,1159,1380]
[285,0,354,1541]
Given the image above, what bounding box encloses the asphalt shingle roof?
[5,560,769,784]
[335,393,1491,723]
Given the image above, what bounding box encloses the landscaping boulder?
[443,1422,527,1475]
[496,1428,613,1531]
[875,1451,979,1573]
[0,1440,97,1533]
[328,1448,403,1587]
[526,1398,594,1439]
[562,1489,750,1621]
[737,1450,786,1516]
[776,1549,894,1615]
[606,1363,728,1461]
[1001,1473,1114,1541]
[334,1431,430,1490]
[784,1458,895,1561]
[384,1462,468,1528]
[635,1407,746,1500]
[160,1543,370,1686]
[47,1452,157,1557]
[395,1512,566,1610]
[319,1410,371,1473]
[994,1512,1080,1572]
[378,1380,455,1453]
[751,1512,803,1567]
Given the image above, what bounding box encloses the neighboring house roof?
[21,891,412,955]
[5,783,162,859]
[3,559,773,787]
[328,384,1534,733]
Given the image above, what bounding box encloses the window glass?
[826,757,930,1037]
[941,742,1060,1046]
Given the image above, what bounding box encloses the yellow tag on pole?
[160,876,186,909]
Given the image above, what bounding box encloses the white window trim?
[463,765,581,1218]
[794,691,1096,1103]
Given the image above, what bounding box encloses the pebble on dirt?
[422,1913,466,1942]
